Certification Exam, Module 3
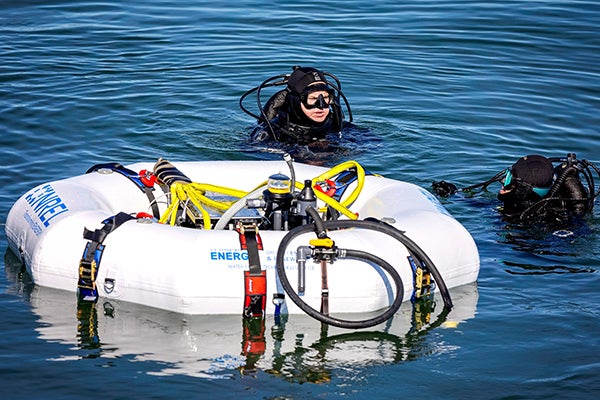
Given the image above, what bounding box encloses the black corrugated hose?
[275,209,452,329]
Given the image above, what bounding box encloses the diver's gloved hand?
[432,180,458,197]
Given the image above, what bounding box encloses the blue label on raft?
[210,250,249,261]
[209,248,308,271]
[24,184,69,229]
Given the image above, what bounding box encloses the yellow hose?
[310,160,366,219]
[159,161,368,227]
[160,182,250,228]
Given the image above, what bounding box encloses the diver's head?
[287,66,334,124]
[287,66,327,95]
[498,155,555,212]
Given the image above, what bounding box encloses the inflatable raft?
[5,157,479,328]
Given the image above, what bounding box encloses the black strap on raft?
[86,163,161,219]
[237,222,267,318]
[78,212,135,302]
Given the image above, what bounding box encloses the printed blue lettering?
[210,250,249,263]
[33,195,61,214]
[38,203,69,226]
[25,184,69,227]
[26,185,55,208]
[23,211,43,236]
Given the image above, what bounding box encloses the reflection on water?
[497,218,598,275]
[5,249,477,382]
[502,260,595,275]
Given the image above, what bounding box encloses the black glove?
[432,180,458,197]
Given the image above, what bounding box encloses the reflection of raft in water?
[5,157,479,328]
[15,264,478,380]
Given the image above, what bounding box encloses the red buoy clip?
[314,179,336,197]
[139,169,157,187]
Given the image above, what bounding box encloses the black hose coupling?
[305,206,327,238]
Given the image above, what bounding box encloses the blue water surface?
[1,1,599,399]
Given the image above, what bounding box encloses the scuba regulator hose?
[275,208,453,329]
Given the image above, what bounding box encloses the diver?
[239,66,354,145]
[432,153,600,223]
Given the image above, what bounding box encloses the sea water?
[1,1,599,399]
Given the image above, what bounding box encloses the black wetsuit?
[250,89,345,145]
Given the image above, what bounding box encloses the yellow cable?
[312,160,365,208]
[307,160,367,219]
[158,162,368,226]
[315,190,358,219]
[159,181,255,228]
[185,190,212,229]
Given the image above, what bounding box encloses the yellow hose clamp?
[309,238,334,248]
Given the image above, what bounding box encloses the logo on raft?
[209,249,301,270]
[210,250,249,261]
[24,184,69,229]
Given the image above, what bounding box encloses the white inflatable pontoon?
[5,158,479,328]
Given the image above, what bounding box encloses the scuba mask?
[503,168,551,198]
[301,84,334,110]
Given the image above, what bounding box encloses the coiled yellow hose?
[159,160,368,228]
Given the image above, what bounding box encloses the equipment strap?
[78,212,135,302]
[238,223,266,318]
[87,163,161,219]
[408,255,434,302]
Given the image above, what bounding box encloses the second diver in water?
[433,153,600,223]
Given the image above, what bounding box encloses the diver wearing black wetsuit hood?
[239,66,353,145]
[432,153,599,223]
